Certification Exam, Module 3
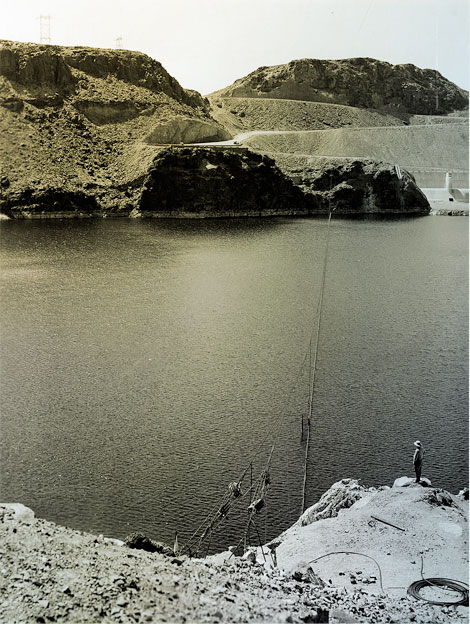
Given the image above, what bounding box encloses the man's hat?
[414,440,422,447]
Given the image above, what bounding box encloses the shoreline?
[0,205,449,221]
[2,478,468,623]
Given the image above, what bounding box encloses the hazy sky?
[2,0,469,95]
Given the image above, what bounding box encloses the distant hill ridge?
[212,57,468,116]
[0,42,460,218]
[0,40,206,110]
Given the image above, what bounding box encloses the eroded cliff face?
[0,45,76,92]
[0,40,229,146]
[213,58,468,116]
[0,41,205,109]
[138,147,314,217]
[298,159,430,215]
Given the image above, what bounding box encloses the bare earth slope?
[276,481,469,599]
[242,123,469,188]
[2,480,468,624]
[0,40,230,204]
[243,124,469,169]
[208,97,407,135]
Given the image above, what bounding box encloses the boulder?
[0,503,35,523]
[296,479,371,527]
[124,532,167,553]
[392,476,432,488]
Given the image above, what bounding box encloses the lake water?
[0,216,468,553]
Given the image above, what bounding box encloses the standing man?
[413,440,425,483]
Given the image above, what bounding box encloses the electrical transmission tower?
[39,15,51,45]
[115,36,123,49]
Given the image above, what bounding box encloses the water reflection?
[0,216,467,552]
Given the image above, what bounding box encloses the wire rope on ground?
[407,579,469,606]
[306,550,384,594]
[406,555,470,606]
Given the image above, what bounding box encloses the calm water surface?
[0,216,468,552]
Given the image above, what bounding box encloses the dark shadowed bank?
[0,146,430,219]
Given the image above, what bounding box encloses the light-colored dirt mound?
[145,117,231,144]
[208,96,406,134]
[273,481,469,597]
[242,123,469,177]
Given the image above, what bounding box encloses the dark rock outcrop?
[62,46,206,111]
[139,147,315,216]
[213,58,468,116]
[0,186,100,218]
[124,532,170,554]
[0,149,430,219]
[299,159,430,215]
[0,44,76,91]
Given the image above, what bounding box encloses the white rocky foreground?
[269,479,468,593]
[1,479,468,623]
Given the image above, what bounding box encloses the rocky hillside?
[0,42,436,218]
[1,479,468,623]
[0,40,227,139]
[211,58,468,117]
[0,41,203,108]
[208,58,468,197]
[0,40,229,193]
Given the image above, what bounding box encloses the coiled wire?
[407,578,469,607]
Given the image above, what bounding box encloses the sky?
[2,0,469,95]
